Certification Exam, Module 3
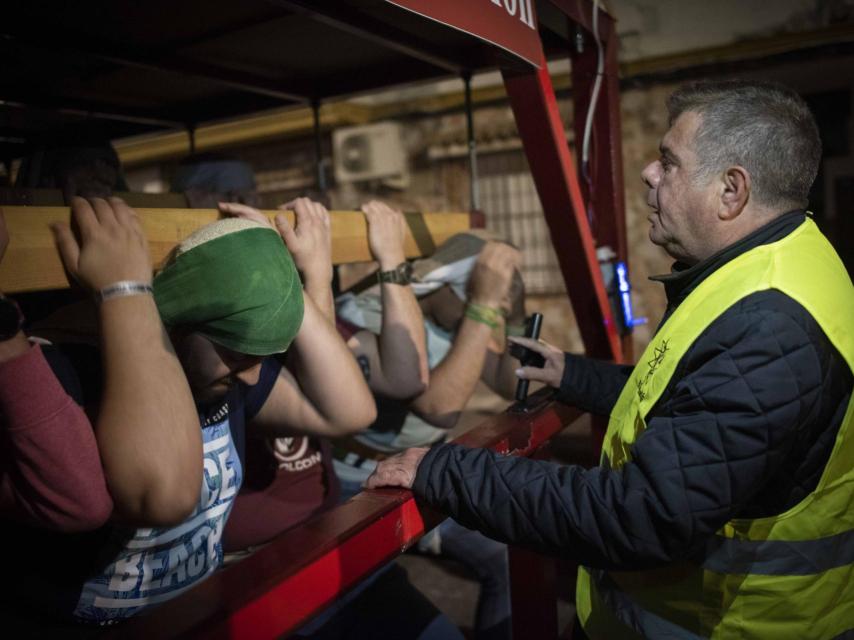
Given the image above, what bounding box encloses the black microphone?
[510,312,544,403]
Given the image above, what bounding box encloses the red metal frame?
[509,544,559,639]
[503,1,627,365]
[503,48,621,364]
[110,1,626,638]
[112,392,581,639]
[566,2,633,363]
[508,442,560,639]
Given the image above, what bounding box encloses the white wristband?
[97,280,154,303]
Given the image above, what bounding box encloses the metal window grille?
[478,151,566,295]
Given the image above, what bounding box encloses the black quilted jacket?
[412,211,852,570]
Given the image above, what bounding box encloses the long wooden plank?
[0,207,472,293]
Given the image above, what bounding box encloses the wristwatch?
[0,295,23,341]
[377,261,413,285]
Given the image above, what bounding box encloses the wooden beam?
[0,93,185,131]
[115,102,374,167]
[0,207,471,293]
[0,188,188,208]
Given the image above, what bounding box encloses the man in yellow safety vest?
[366,80,854,639]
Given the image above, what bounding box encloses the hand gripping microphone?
[509,312,544,403]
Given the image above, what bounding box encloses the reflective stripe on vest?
[589,568,854,640]
[702,526,854,575]
[576,219,854,640]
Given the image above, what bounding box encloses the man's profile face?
[174,332,264,404]
[641,111,718,264]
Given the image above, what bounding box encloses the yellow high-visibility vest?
[576,218,854,639]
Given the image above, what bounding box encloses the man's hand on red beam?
[364,447,429,490]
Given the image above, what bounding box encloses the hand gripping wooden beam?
[0,206,473,293]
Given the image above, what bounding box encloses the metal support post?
[502,45,622,363]
[312,99,327,193]
[509,441,560,639]
[187,125,197,155]
[463,72,480,212]
[569,11,632,363]
[509,545,559,639]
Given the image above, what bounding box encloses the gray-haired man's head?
[666,80,821,210]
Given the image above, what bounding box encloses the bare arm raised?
[217,201,377,438]
[0,211,113,531]
[411,242,521,429]
[481,273,527,399]
[52,198,201,526]
[279,197,335,321]
[347,201,428,398]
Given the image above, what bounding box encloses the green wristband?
[465,303,503,330]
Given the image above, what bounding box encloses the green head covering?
[154,218,304,355]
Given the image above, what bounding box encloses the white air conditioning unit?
[333,121,409,188]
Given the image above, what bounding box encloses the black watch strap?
[377,262,413,285]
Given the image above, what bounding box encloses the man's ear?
[720,166,750,220]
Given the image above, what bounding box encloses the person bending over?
[215,199,461,640]
[1,197,375,634]
[221,198,429,554]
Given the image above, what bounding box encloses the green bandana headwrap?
[153,218,304,356]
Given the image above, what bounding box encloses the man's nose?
[641,160,661,189]
[234,362,263,386]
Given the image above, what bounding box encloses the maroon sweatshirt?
[0,343,113,531]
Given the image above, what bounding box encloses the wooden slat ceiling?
[1,0,545,159]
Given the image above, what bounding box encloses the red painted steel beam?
[509,546,559,639]
[111,389,582,640]
[570,18,627,281]
[502,46,622,363]
[570,14,632,364]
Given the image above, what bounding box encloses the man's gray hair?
[667,80,821,209]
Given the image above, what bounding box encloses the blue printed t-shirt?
[0,345,280,627]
